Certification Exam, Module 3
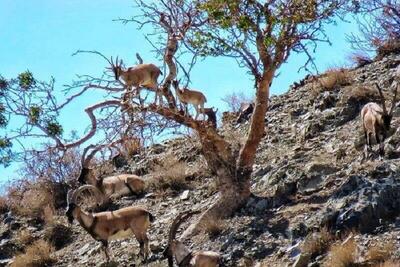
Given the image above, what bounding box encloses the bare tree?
[112,0,350,234]
[348,0,400,53]
[221,92,253,113]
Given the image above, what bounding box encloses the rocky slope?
[2,54,400,267]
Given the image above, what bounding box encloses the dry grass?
[7,182,55,221]
[149,155,190,192]
[375,261,400,267]
[366,240,395,263]
[44,222,73,250]
[199,217,227,238]
[376,39,400,60]
[323,235,358,267]
[319,68,351,91]
[11,239,55,267]
[121,137,143,158]
[301,227,334,258]
[338,85,379,109]
[14,229,35,247]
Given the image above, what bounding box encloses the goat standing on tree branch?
[65,189,154,263]
[173,80,207,120]
[110,56,162,104]
[361,82,398,159]
[163,210,222,267]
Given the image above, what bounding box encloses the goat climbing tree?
[0,0,351,233]
[116,0,350,234]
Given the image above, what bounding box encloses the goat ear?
[389,81,399,115]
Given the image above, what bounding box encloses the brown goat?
[172,80,207,120]
[111,57,162,104]
[163,210,222,267]
[65,189,154,262]
[77,167,146,204]
[361,82,398,158]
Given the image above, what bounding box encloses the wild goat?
[110,57,162,104]
[172,80,207,120]
[361,82,398,158]
[65,188,154,262]
[163,210,222,267]
[77,167,146,204]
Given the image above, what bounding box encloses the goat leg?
[194,105,199,120]
[101,240,110,263]
[377,133,385,158]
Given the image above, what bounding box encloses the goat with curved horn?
[163,210,222,267]
[110,56,163,104]
[77,143,146,203]
[65,189,154,263]
[77,167,146,204]
[361,81,398,159]
[72,184,106,206]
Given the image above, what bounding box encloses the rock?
[180,190,190,200]
[314,91,337,110]
[288,223,308,239]
[78,243,91,256]
[305,162,338,176]
[253,166,272,178]
[150,241,164,253]
[0,239,17,260]
[0,259,11,267]
[255,199,270,214]
[321,176,400,233]
[298,162,339,194]
[292,253,311,267]
[286,242,302,258]
[3,212,14,225]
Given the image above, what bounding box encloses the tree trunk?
[183,70,273,237]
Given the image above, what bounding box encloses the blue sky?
[0,0,360,188]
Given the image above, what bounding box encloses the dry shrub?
[323,236,358,267]
[199,217,226,238]
[221,92,253,112]
[0,196,9,214]
[319,68,351,91]
[376,261,400,267]
[14,229,35,247]
[348,52,373,67]
[121,136,143,158]
[376,39,400,60]
[149,155,189,191]
[11,239,55,267]
[366,240,395,263]
[343,86,378,101]
[7,181,55,221]
[44,222,73,250]
[224,129,247,154]
[301,227,334,258]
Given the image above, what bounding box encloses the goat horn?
[67,190,74,205]
[375,83,388,115]
[168,210,201,244]
[389,81,399,115]
[72,185,105,206]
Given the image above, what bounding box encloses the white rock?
[180,190,190,200]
